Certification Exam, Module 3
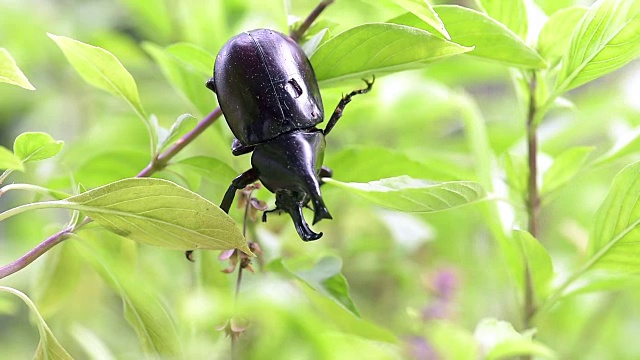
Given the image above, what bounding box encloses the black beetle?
[207,29,373,241]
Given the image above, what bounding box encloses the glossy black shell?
[212,29,324,146]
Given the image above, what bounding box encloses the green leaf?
[541,146,594,195]
[513,230,554,301]
[157,114,198,153]
[48,33,147,120]
[390,6,547,69]
[324,176,486,212]
[588,161,640,272]
[311,23,472,85]
[31,242,80,318]
[13,132,64,163]
[77,242,180,358]
[71,325,116,360]
[301,28,330,57]
[63,178,251,254]
[476,0,528,39]
[0,48,35,90]
[474,318,556,359]
[143,42,213,115]
[503,152,527,198]
[284,255,359,316]
[390,0,450,39]
[427,321,479,359]
[554,0,640,94]
[0,146,24,171]
[118,0,174,43]
[594,127,640,166]
[538,6,589,65]
[165,43,215,76]
[171,156,237,186]
[0,286,73,360]
[328,146,461,183]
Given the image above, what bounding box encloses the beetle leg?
[323,76,375,136]
[262,207,283,223]
[220,168,260,213]
[185,168,260,261]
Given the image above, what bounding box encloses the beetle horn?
[287,202,323,241]
[311,197,332,225]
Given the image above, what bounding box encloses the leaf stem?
[0,183,70,199]
[0,200,69,222]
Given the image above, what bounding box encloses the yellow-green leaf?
[0,48,35,90]
[48,33,147,120]
[0,286,73,360]
[324,176,486,212]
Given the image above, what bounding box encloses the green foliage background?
[1,0,640,359]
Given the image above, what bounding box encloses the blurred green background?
[1,0,640,359]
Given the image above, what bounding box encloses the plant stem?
[138,107,223,177]
[289,0,335,42]
[523,72,539,331]
[0,107,223,280]
[0,0,335,282]
[0,225,73,279]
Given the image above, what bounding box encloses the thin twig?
[0,108,223,280]
[289,0,335,42]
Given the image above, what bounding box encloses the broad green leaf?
[538,6,588,65]
[328,146,460,183]
[31,242,80,318]
[311,23,472,85]
[0,146,24,171]
[588,161,640,271]
[324,176,486,212]
[0,286,73,360]
[390,6,547,69]
[554,0,640,94]
[513,230,554,301]
[118,0,173,43]
[64,178,251,254]
[561,271,640,298]
[171,156,237,186]
[427,321,478,359]
[0,48,35,90]
[301,28,330,57]
[476,0,528,39]
[474,318,556,359]
[165,43,215,76]
[283,255,359,316]
[535,0,576,15]
[541,146,594,195]
[503,152,527,198]
[390,0,450,39]
[71,325,116,360]
[77,243,180,357]
[157,114,198,153]
[13,132,64,163]
[48,34,147,120]
[594,126,640,166]
[143,42,213,115]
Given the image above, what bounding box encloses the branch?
[0,108,222,280]
[290,0,335,42]
[0,0,335,281]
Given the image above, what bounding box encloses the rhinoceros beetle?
[207,29,373,241]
